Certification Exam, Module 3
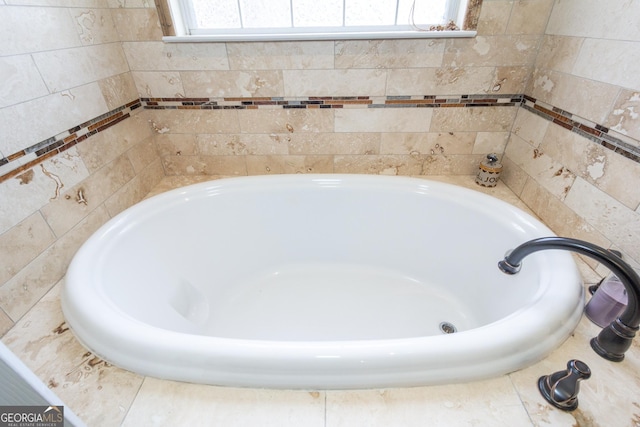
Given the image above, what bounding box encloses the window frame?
[160,0,479,42]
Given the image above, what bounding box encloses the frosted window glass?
[192,0,241,29]
[175,0,473,40]
[293,0,344,27]
[344,0,397,26]
[409,0,447,25]
[240,0,292,28]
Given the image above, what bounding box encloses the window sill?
[162,30,476,43]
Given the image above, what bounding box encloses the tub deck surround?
[2,176,639,427]
[62,174,584,389]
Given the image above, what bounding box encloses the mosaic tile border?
[2,93,639,184]
[141,94,523,110]
[522,95,640,163]
[0,100,142,184]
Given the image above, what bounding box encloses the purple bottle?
[585,273,628,328]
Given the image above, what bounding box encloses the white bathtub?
[62,174,584,389]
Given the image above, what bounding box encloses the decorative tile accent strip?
[2,93,640,184]
[139,94,523,110]
[0,100,141,184]
[522,96,640,163]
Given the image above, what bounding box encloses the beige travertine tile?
[333,154,424,175]
[0,206,110,321]
[443,35,540,67]
[40,154,136,237]
[380,132,476,155]
[127,136,159,173]
[421,154,484,175]
[335,108,432,133]
[430,106,517,132]
[21,0,105,6]
[572,39,640,90]
[499,156,528,196]
[98,72,138,110]
[154,133,198,157]
[197,134,289,156]
[123,41,229,71]
[77,112,154,173]
[0,212,56,287]
[181,70,284,98]
[104,159,163,217]
[108,0,155,7]
[2,281,144,427]
[0,147,90,235]
[545,0,640,41]
[111,8,162,41]
[509,310,640,427]
[605,89,640,142]
[33,43,129,93]
[283,69,387,97]
[535,35,583,73]
[0,6,81,56]
[288,133,380,155]
[0,307,12,336]
[526,69,619,124]
[146,109,241,134]
[541,125,640,209]
[420,174,530,211]
[72,8,119,45]
[132,70,184,98]
[239,109,333,134]
[0,83,108,156]
[565,178,640,265]
[145,175,224,197]
[326,377,530,427]
[122,378,325,427]
[162,155,247,176]
[335,39,445,69]
[472,131,509,154]
[505,0,554,35]
[492,66,531,94]
[0,55,49,109]
[519,178,610,248]
[511,108,549,147]
[475,0,512,36]
[386,67,496,95]
[504,133,576,201]
[246,155,333,175]
[227,41,333,70]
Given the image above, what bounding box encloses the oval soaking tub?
[63,174,584,389]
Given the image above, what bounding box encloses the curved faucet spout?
[498,236,640,362]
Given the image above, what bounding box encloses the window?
[161,0,478,42]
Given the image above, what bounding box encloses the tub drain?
[439,322,457,334]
